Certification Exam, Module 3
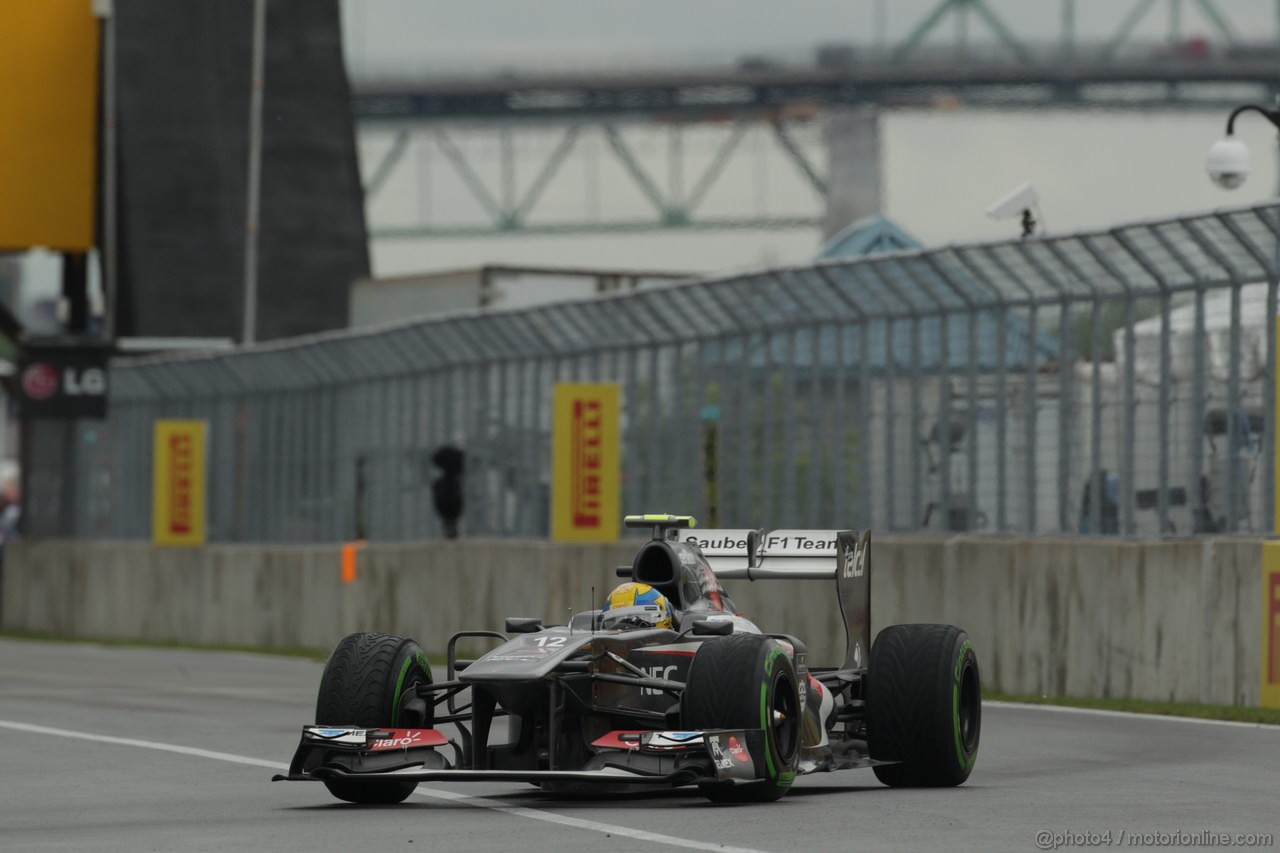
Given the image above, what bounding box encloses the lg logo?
[20,363,106,400]
[20,363,58,400]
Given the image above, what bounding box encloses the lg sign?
[21,363,105,400]
[17,344,110,419]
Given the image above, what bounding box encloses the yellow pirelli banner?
[152,420,208,546]
[1264,543,1280,709]
[0,0,100,251]
[551,384,620,542]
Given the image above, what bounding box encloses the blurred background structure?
[7,0,1280,541]
[112,0,368,341]
[345,0,1280,274]
[351,0,1280,244]
[30,202,1280,542]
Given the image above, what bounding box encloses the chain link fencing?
[24,202,1280,542]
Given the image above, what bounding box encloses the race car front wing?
[272,726,769,789]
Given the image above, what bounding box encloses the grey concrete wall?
[1,536,1264,706]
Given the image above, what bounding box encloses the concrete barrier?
[1,535,1265,706]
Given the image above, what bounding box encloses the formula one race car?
[274,515,981,804]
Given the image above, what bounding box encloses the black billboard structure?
[111,0,368,342]
[19,0,368,537]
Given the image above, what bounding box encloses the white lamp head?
[1206,136,1251,190]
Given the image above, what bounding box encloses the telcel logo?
[842,541,866,578]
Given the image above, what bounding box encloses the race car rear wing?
[618,516,870,670]
[680,529,842,579]
[683,527,871,671]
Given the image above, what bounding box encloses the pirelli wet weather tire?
[315,632,433,804]
[682,634,801,803]
[867,623,980,787]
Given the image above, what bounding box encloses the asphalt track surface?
[1,639,1278,853]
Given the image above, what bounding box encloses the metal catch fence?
[25,202,1280,542]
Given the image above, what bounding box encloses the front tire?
[867,624,980,787]
[682,634,801,803]
[315,632,433,804]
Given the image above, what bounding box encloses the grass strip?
[987,690,1280,726]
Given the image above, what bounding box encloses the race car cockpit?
[625,517,738,627]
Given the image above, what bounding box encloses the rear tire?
[315,632,433,804]
[867,624,980,787]
[682,634,801,803]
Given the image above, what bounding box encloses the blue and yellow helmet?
[601,582,673,630]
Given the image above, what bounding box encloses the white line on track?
[406,786,772,852]
[986,701,1280,730]
[0,719,285,768]
[0,718,773,853]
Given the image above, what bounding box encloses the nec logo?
[842,541,866,579]
[641,664,678,695]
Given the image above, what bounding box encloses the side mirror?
[691,619,733,636]
[505,617,543,634]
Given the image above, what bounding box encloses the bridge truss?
[356,0,1280,239]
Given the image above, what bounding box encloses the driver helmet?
[600,582,673,630]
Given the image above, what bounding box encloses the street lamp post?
[241,0,267,345]
[1207,103,1280,535]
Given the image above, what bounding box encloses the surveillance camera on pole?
[986,181,1043,239]
[1206,137,1250,189]
[1206,104,1280,190]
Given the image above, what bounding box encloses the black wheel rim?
[957,661,980,752]
[771,672,800,763]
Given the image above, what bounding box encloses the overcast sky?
[343,1,1280,277]
[340,0,1280,77]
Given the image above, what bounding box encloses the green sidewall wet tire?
[683,633,801,803]
[315,632,433,804]
[868,623,980,787]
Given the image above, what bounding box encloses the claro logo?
[570,398,603,528]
